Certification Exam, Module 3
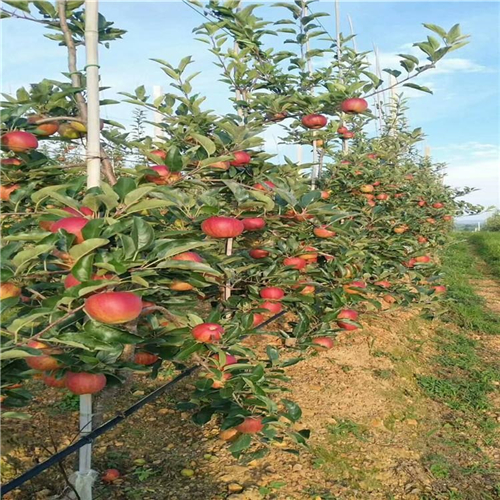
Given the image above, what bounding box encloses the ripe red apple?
[242,217,266,231]
[85,292,143,324]
[66,372,107,395]
[432,202,444,209]
[192,323,225,342]
[102,469,121,483]
[426,218,436,225]
[208,161,230,170]
[338,309,359,321]
[383,294,397,304]
[27,115,59,136]
[261,301,283,315]
[201,216,245,238]
[298,246,318,263]
[341,131,355,139]
[341,160,351,165]
[172,252,203,263]
[343,281,366,295]
[62,206,94,217]
[301,114,327,129]
[443,215,453,222]
[367,153,377,160]
[0,184,20,201]
[337,126,349,135]
[417,236,428,244]
[314,226,336,238]
[50,217,89,244]
[376,194,389,201]
[64,273,112,289]
[236,417,264,434]
[1,131,38,152]
[418,200,426,207]
[415,255,431,263]
[230,151,251,166]
[254,181,276,191]
[249,249,269,259]
[43,372,67,388]
[340,98,368,114]
[404,258,417,268]
[150,149,167,162]
[1,158,23,166]
[211,353,237,368]
[433,285,447,294]
[134,352,159,365]
[0,282,22,300]
[26,351,61,371]
[312,337,334,349]
[252,312,265,327]
[145,165,170,185]
[283,257,307,270]
[394,226,407,234]
[211,372,232,388]
[374,280,391,288]
[320,190,330,200]
[260,287,285,301]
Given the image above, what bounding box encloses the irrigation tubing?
[0,310,286,496]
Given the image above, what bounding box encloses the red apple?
[150,149,167,162]
[341,131,355,139]
[1,158,23,166]
[64,273,112,289]
[211,353,237,368]
[208,161,230,170]
[443,215,453,222]
[283,257,307,270]
[230,151,251,166]
[337,309,359,321]
[211,372,232,388]
[236,417,264,434]
[261,301,283,314]
[376,194,389,201]
[417,236,428,244]
[242,217,266,231]
[1,131,38,153]
[102,469,121,483]
[252,312,265,327]
[43,372,67,388]
[0,184,20,201]
[192,323,225,342]
[172,252,203,263]
[26,350,61,371]
[0,282,21,300]
[337,126,349,135]
[415,255,431,263]
[249,249,269,259]
[426,218,436,225]
[50,217,89,244]
[27,115,59,136]
[201,216,244,238]
[85,292,143,324]
[320,190,330,200]
[314,226,336,238]
[145,165,170,185]
[367,153,377,160]
[432,285,447,294]
[134,352,159,365]
[340,98,368,114]
[301,114,327,129]
[254,181,276,191]
[432,202,444,209]
[374,280,391,288]
[383,294,397,304]
[260,287,285,301]
[418,200,426,207]
[343,281,366,295]
[65,372,107,395]
[312,337,334,349]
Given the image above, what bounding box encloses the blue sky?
[1,1,499,218]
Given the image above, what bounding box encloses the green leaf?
[281,398,302,422]
[84,322,143,344]
[403,83,433,94]
[8,311,52,334]
[1,412,32,420]
[131,217,154,250]
[229,433,252,455]
[3,1,31,13]
[13,244,54,273]
[112,177,136,201]
[166,146,183,172]
[71,253,94,281]
[124,186,156,207]
[422,23,447,38]
[0,349,32,361]
[124,199,173,215]
[69,238,109,261]
[189,133,216,155]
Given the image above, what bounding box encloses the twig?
[141,305,182,327]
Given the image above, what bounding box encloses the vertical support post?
[223,238,233,301]
[336,0,348,156]
[152,85,164,140]
[85,0,101,190]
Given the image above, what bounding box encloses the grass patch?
[441,236,500,334]
[469,232,500,279]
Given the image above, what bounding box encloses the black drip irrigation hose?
[0,310,286,496]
